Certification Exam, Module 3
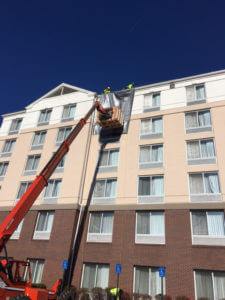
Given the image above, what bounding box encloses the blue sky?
[0,0,225,117]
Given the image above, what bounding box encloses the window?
[87,212,114,243]
[62,104,76,121]
[55,154,67,172]
[138,176,164,203]
[139,145,163,169]
[189,173,220,194]
[11,220,24,240]
[24,259,44,284]
[33,211,54,240]
[186,84,206,104]
[195,270,225,300]
[134,266,164,297]
[24,155,40,175]
[93,179,117,205]
[186,139,216,165]
[140,117,163,139]
[38,109,52,126]
[185,110,212,133]
[9,118,22,134]
[16,182,32,204]
[0,162,9,180]
[99,149,119,172]
[191,210,225,237]
[43,179,62,204]
[1,139,16,156]
[56,127,72,145]
[81,263,109,290]
[136,211,165,244]
[143,93,160,111]
[31,131,46,149]
[189,172,221,202]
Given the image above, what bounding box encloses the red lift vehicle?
[0,98,111,300]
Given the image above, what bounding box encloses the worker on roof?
[103,86,111,94]
[126,83,134,89]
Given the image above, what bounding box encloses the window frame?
[31,131,46,150]
[61,104,76,121]
[185,109,212,134]
[24,258,44,284]
[81,263,109,290]
[92,178,117,205]
[87,211,114,243]
[143,92,161,112]
[37,109,52,126]
[188,172,221,196]
[186,84,206,103]
[190,210,225,246]
[139,144,163,169]
[43,179,62,204]
[0,161,9,180]
[135,211,165,244]
[15,181,32,205]
[33,211,55,240]
[9,118,23,135]
[186,138,216,165]
[140,117,163,140]
[56,126,72,145]
[138,175,164,204]
[194,270,225,300]
[1,139,16,157]
[24,154,41,175]
[133,266,165,296]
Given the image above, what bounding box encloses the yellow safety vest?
[126,84,133,89]
[110,288,120,295]
[104,89,110,93]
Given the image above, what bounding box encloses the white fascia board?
[1,110,26,118]
[26,83,95,109]
[134,69,225,92]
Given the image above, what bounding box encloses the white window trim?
[24,259,44,284]
[99,149,119,168]
[24,155,40,172]
[188,172,221,196]
[38,109,52,125]
[15,182,32,205]
[140,117,163,137]
[185,110,212,131]
[33,211,54,240]
[43,179,62,202]
[193,270,224,300]
[138,144,164,166]
[138,175,164,198]
[190,211,225,242]
[143,92,161,110]
[185,138,216,161]
[56,126,72,144]
[87,212,113,243]
[186,84,206,102]
[93,179,117,199]
[81,263,109,289]
[31,131,46,148]
[0,162,9,179]
[135,211,165,244]
[9,118,22,134]
[2,139,16,154]
[61,104,76,120]
[133,266,166,295]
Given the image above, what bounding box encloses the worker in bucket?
[103,86,111,93]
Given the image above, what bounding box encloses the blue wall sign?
[158,267,165,278]
[116,264,121,274]
[63,260,68,270]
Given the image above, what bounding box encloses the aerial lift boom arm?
[0,98,107,252]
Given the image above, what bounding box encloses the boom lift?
[0,96,121,300]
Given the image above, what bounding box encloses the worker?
[126,83,134,89]
[110,287,121,300]
[103,86,111,94]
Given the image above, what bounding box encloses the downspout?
[67,96,96,286]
